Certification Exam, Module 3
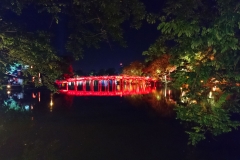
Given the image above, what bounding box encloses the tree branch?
[85,18,100,24]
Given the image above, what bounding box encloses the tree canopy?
[122,60,145,76]
[143,54,171,79]
[0,0,146,90]
[144,0,240,144]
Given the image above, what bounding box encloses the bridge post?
[136,83,139,92]
[92,79,95,91]
[112,79,115,92]
[143,80,146,91]
[78,80,81,91]
[98,80,100,91]
[74,81,78,91]
[83,80,86,91]
[89,80,91,91]
[120,78,123,91]
[140,80,143,90]
[97,80,99,91]
[90,80,94,91]
[104,80,107,92]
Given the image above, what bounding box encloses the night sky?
[73,0,163,72]
[7,0,164,73]
[73,22,159,72]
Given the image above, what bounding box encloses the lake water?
[0,87,240,160]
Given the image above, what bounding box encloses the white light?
[209,91,212,98]
[50,100,53,107]
[212,86,216,91]
[7,85,11,88]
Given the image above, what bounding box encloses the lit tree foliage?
[144,0,240,144]
[0,29,62,90]
[143,54,171,79]
[0,0,146,90]
[122,61,145,76]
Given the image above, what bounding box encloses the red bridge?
[55,76,157,96]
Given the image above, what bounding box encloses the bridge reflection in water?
[55,76,157,96]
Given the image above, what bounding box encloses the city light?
[50,100,53,112]
[38,92,41,102]
[32,93,36,98]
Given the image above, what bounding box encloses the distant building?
[6,63,24,85]
[5,63,40,85]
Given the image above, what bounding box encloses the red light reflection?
[59,88,155,96]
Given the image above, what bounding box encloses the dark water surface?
[0,89,240,160]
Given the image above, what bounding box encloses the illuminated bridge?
[55,76,157,96]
